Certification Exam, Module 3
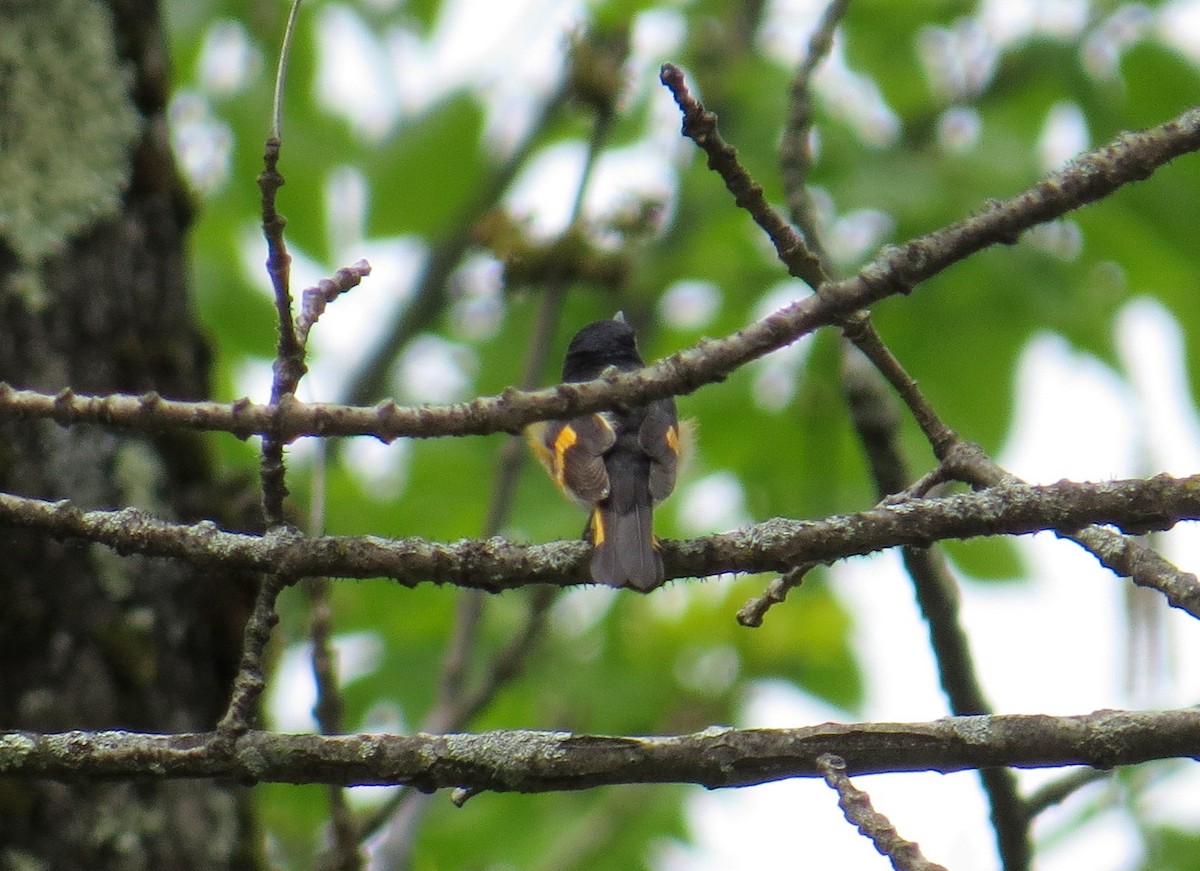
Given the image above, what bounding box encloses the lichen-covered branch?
[1,708,1197,789]
[1,475,1199,612]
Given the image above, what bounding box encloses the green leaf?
[366,93,487,239]
[942,536,1025,582]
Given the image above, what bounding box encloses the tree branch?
[2,708,1197,788]
[817,753,948,871]
[3,105,1198,444]
[1,475,1199,610]
[842,349,1030,870]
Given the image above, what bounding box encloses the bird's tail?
[589,497,663,592]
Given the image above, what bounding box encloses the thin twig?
[737,561,816,627]
[1024,768,1114,818]
[258,136,301,528]
[841,314,960,457]
[842,349,1030,870]
[218,0,314,754]
[364,96,615,871]
[217,573,288,734]
[779,0,851,254]
[817,753,950,871]
[297,260,372,346]
[344,83,571,405]
[661,63,824,289]
[271,0,304,140]
[217,135,303,736]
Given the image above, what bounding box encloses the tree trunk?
[0,0,259,867]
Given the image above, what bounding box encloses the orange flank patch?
[666,424,679,455]
[553,424,578,454]
[590,507,606,545]
[552,424,577,487]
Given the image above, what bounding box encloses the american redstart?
[528,315,681,591]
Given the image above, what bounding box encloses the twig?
[215,147,296,737]
[258,135,300,528]
[365,94,615,870]
[217,573,288,734]
[841,315,960,457]
[218,0,315,760]
[779,0,852,254]
[817,753,949,871]
[661,63,824,289]
[271,0,304,140]
[1024,768,1113,818]
[297,260,372,346]
[842,350,1029,870]
[737,561,816,627]
[7,707,1199,787]
[344,83,571,405]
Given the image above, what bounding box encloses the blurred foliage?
[162,0,1200,868]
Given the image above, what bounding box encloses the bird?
[528,314,681,591]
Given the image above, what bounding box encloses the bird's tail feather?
[589,501,663,592]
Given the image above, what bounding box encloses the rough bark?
[0,1,258,867]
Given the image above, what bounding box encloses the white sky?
[180,1,1200,868]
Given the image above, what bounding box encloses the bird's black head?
[562,317,644,382]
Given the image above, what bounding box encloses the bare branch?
[258,135,302,528]
[217,573,287,734]
[738,561,817,627]
[3,104,1198,447]
[817,753,949,871]
[297,260,372,346]
[842,350,1030,871]
[661,62,824,287]
[779,0,851,252]
[3,708,1198,788]
[2,475,1199,611]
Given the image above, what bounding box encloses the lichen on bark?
[0,0,141,287]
